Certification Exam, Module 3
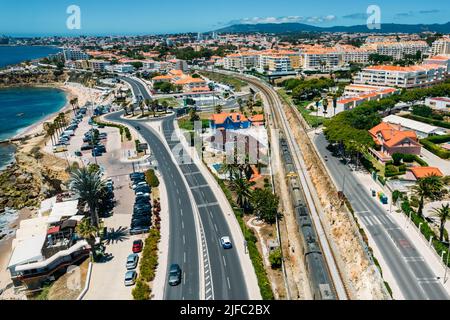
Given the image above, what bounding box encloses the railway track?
[230,73,350,300]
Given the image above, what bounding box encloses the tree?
[189,107,200,122]
[69,168,107,228]
[412,175,444,217]
[269,248,282,269]
[150,100,159,117]
[220,163,240,181]
[215,104,223,114]
[431,204,450,242]
[231,176,253,211]
[161,100,169,114]
[139,100,145,117]
[76,218,102,258]
[237,98,244,114]
[251,188,280,224]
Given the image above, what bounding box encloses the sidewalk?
[354,170,450,296]
[172,122,262,300]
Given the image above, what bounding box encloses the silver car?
[124,271,137,286]
[126,253,139,270]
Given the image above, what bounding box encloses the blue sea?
[0,45,61,69]
[0,87,67,169]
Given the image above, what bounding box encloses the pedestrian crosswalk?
[357,212,395,227]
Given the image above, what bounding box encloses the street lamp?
[419,222,423,234]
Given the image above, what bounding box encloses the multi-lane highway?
[314,133,449,300]
[117,77,249,300]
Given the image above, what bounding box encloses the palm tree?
[139,100,145,117]
[76,218,102,258]
[431,204,450,242]
[70,97,79,115]
[247,97,254,114]
[237,98,244,114]
[412,175,444,217]
[220,163,240,181]
[231,176,254,211]
[150,100,158,117]
[161,100,169,114]
[43,122,55,146]
[69,168,106,228]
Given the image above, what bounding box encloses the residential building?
[63,47,89,61]
[409,167,444,180]
[88,59,110,72]
[353,64,446,88]
[223,52,259,71]
[301,48,342,71]
[431,37,450,55]
[425,97,450,111]
[335,45,374,65]
[337,85,399,110]
[423,55,450,73]
[383,114,447,138]
[368,122,421,163]
[168,59,189,72]
[152,69,208,93]
[106,64,134,73]
[363,41,429,60]
[209,112,264,131]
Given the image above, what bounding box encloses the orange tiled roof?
[210,112,248,125]
[384,130,418,148]
[410,167,443,179]
[365,64,443,72]
[250,114,265,122]
[152,75,173,80]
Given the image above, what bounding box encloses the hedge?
[93,117,132,141]
[132,280,150,300]
[401,201,450,268]
[420,137,450,160]
[145,169,160,188]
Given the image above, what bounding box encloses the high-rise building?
[63,47,89,61]
[431,37,450,55]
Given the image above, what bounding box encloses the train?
[279,137,337,300]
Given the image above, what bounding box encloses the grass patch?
[199,70,247,92]
[277,89,323,128]
[178,118,210,131]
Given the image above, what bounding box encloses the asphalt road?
[119,77,249,300]
[105,111,199,300]
[314,132,449,300]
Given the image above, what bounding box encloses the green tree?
[215,104,223,114]
[231,176,254,210]
[431,204,450,242]
[269,248,282,269]
[69,168,107,227]
[220,163,240,181]
[251,188,280,224]
[76,218,102,258]
[412,175,444,217]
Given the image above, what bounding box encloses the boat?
[16,112,25,117]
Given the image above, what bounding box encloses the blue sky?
[0,0,449,36]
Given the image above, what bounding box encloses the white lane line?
[180,209,183,217]
[176,189,179,195]
[214,224,218,232]
[182,221,184,229]
[222,256,227,267]
[183,235,186,245]
[184,252,186,263]
[183,272,186,285]
[227,277,231,290]
[178,198,181,205]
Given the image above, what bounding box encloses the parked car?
[168,264,182,286]
[220,236,232,249]
[94,145,106,153]
[53,145,68,153]
[92,149,102,157]
[74,151,82,157]
[132,240,143,253]
[124,270,137,286]
[126,254,139,270]
[130,226,150,235]
[81,143,93,151]
[132,181,148,190]
[135,186,151,194]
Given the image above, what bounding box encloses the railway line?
[230,73,349,300]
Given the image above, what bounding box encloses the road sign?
[138,143,148,151]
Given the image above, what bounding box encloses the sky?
[0,0,449,36]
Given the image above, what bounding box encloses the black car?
[130,226,150,235]
[168,264,182,286]
[135,186,151,194]
[95,145,106,153]
[81,144,94,151]
[135,199,150,206]
[130,172,145,180]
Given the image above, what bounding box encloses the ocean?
[0,87,67,169]
[0,45,61,69]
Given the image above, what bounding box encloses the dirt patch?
[47,259,90,300]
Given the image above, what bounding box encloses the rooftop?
[410,167,444,179]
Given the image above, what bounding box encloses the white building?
[88,59,111,72]
[423,55,450,73]
[354,64,446,89]
[431,37,450,55]
[425,97,450,111]
[111,64,134,73]
[63,48,89,61]
[363,41,430,60]
[383,114,447,138]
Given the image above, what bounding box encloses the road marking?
[227,277,231,290]
[180,209,183,217]
[214,224,218,232]
[183,171,201,176]
[197,202,219,208]
[176,189,179,195]
[354,210,370,215]
[190,184,209,190]
[181,221,184,229]
[178,198,181,205]
[222,256,227,267]
[405,257,425,262]
[184,252,186,263]
[183,272,186,285]
[183,235,186,245]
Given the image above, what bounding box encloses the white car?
[135,192,150,198]
[220,236,232,249]
[132,181,147,190]
[124,271,137,286]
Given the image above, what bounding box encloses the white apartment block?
[431,37,450,55]
[353,64,446,89]
[423,55,450,73]
[88,60,110,72]
[302,50,342,71]
[223,53,259,70]
[63,48,89,61]
[363,41,430,60]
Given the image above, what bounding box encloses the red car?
[132,240,143,253]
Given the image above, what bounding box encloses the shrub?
[269,248,282,269]
[420,138,450,160]
[145,169,160,188]
[132,280,150,300]
[385,164,399,177]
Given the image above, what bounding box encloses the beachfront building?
[353,64,446,89]
[88,59,111,72]
[363,41,430,60]
[431,37,450,56]
[107,64,134,73]
[368,122,422,163]
[258,50,299,75]
[63,48,89,61]
[7,199,90,291]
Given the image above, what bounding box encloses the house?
[210,112,250,130]
[383,115,447,139]
[403,166,444,181]
[368,122,421,163]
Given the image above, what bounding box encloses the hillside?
[214,22,450,34]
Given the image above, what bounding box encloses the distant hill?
[214,22,450,34]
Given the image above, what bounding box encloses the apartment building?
[353,64,446,88]
[335,45,374,65]
[168,58,189,72]
[63,47,89,61]
[302,48,342,71]
[223,52,259,70]
[363,41,429,60]
[431,37,450,55]
[88,59,111,72]
[258,50,299,75]
[423,55,450,72]
[338,84,399,110]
